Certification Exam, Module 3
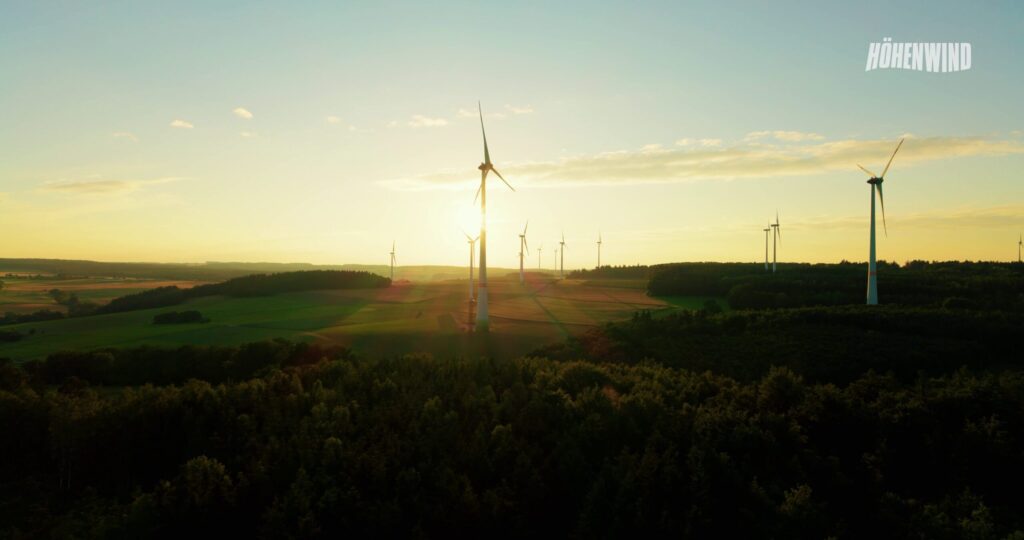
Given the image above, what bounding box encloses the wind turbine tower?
[771,213,781,273]
[559,233,567,279]
[537,244,543,269]
[389,241,396,281]
[596,232,602,269]
[472,103,515,332]
[763,226,771,271]
[857,138,903,305]
[464,232,478,301]
[518,221,530,285]
[1018,234,1022,263]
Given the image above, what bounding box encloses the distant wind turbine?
[857,138,904,305]
[473,102,515,332]
[1018,234,1022,263]
[559,233,567,279]
[537,244,543,269]
[464,231,478,301]
[518,221,530,285]
[771,212,781,273]
[596,232,602,269]
[389,241,396,281]
[763,225,771,271]
[553,247,558,271]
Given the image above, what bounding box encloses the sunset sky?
[2,1,1022,268]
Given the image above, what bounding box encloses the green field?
[0,274,704,362]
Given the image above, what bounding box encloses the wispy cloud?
[785,205,1024,231]
[505,104,534,115]
[745,130,825,142]
[326,115,343,124]
[408,115,449,128]
[233,107,253,119]
[40,177,183,195]
[675,138,722,147]
[240,131,257,138]
[380,135,1024,190]
[457,108,505,120]
[112,131,138,142]
[170,119,194,129]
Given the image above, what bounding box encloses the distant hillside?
[0,258,518,282]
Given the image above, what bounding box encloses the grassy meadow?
[0,272,701,362]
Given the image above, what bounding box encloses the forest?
[648,261,1024,311]
[2,299,1024,538]
[0,270,390,326]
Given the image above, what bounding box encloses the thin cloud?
[505,104,534,115]
[41,177,183,195]
[326,115,343,124]
[233,107,254,119]
[458,108,505,120]
[786,205,1024,231]
[240,131,257,138]
[676,138,722,147]
[380,135,1024,190]
[112,131,138,142]
[408,115,449,128]
[746,130,825,142]
[170,119,194,129]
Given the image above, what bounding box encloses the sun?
[454,203,482,237]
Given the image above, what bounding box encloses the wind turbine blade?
[857,164,877,178]
[479,102,490,165]
[877,183,888,237]
[881,138,904,178]
[492,168,514,191]
[524,237,529,255]
[473,178,483,205]
[392,240,395,252]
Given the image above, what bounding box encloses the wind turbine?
[763,226,771,271]
[771,212,781,273]
[596,232,602,269]
[537,244,543,269]
[857,138,903,305]
[389,241,396,281]
[464,231,478,301]
[518,221,530,285]
[472,102,515,332]
[559,233,567,278]
[553,247,558,271]
[1018,234,1022,263]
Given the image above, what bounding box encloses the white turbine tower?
[473,102,515,332]
[771,212,781,273]
[464,231,478,301]
[857,138,903,305]
[559,233,567,279]
[763,226,770,271]
[553,247,558,271]
[596,232,602,269]
[518,221,530,285]
[537,244,543,269]
[389,241,396,281]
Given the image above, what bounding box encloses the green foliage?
[3,344,1024,537]
[648,261,1024,311]
[152,310,208,325]
[537,305,1023,383]
[97,270,390,315]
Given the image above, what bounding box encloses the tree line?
[0,270,391,326]
[648,261,1024,311]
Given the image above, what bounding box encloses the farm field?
[0,273,695,362]
[0,275,207,314]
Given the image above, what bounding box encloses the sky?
[1,0,1023,268]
